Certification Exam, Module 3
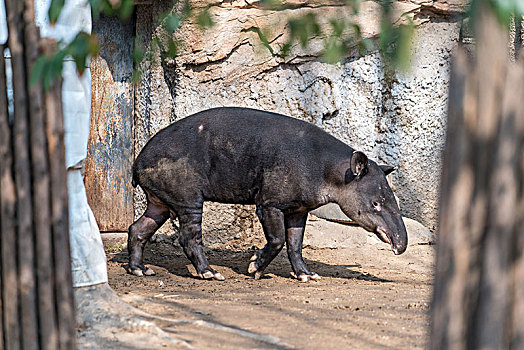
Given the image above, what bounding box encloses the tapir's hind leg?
[285,212,320,282]
[127,191,170,276]
[248,206,286,279]
[177,207,225,281]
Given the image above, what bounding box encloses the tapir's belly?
[202,158,264,204]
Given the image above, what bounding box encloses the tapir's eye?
[372,201,381,210]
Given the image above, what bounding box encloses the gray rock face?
[304,216,434,250]
[134,1,460,247]
[311,203,354,223]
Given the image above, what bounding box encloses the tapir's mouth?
[376,227,394,251]
[376,227,405,255]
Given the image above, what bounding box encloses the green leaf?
[395,23,414,71]
[132,45,145,64]
[378,20,393,55]
[48,0,65,24]
[196,9,214,29]
[379,0,393,15]
[30,56,48,88]
[88,0,110,19]
[132,68,143,84]
[88,0,103,14]
[242,27,276,56]
[280,42,291,58]
[65,33,99,75]
[166,38,178,57]
[165,13,181,34]
[329,19,346,37]
[118,0,134,20]
[43,50,66,90]
[348,0,362,14]
[323,37,346,64]
[259,0,285,10]
[288,13,320,48]
[350,23,362,38]
[359,37,375,55]
[516,0,524,15]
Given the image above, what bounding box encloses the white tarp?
[34,0,94,169]
[0,0,108,287]
[35,0,108,287]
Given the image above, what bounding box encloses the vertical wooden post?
[44,64,75,350]
[431,6,524,350]
[1,1,76,349]
[0,43,20,350]
[23,1,58,349]
[5,1,39,348]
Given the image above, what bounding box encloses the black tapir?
[128,107,408,282]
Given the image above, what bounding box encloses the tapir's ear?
[380,165,396,176]
[350,151,368,178]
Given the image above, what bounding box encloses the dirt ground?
[100,238,434,349]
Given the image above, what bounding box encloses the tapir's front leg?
[248,206,286,279]
[285,212,320,282]
[177,207,225,280]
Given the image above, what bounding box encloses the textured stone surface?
[133,1,460,246]
[311,203,354,223]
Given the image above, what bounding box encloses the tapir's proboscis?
[128,107,408,282]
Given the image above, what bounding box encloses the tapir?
[128,107,408,282]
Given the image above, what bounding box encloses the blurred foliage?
[471,0,524,26]
[30,32,98,90]
[255,0,415,67]
[31,0,524,89]
[195,6,215,28]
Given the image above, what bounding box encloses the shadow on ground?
[110,242,391,283]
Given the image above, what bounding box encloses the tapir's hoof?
[291,272,321,282]
[144,267,156,276]
[200,271,214,279]
[128,265,156,277]
[248,261,258,274]
[310,273,321,280]
[248,257,265,279]
[130,268,144,277]
[199,271,225,281]
[213,272,225,281]
[249,264,264,280]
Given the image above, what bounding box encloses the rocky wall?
[133,0,462,247]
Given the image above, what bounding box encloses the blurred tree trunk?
[431,7,524,350]
[1,0,75,349]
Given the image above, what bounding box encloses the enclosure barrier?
[0,0,75,349]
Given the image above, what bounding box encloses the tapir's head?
[335,151,408,255]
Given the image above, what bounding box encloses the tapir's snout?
[376,215,408,255]
[393,240,407,255]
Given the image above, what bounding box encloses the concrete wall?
[133,1,461,247]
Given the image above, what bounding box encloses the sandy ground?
[87,237,434,349]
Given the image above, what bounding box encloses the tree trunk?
[431,7,524,350]
[1,1,75,349]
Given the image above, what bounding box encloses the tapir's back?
[133,107,352,205]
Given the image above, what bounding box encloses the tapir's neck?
[320,158,359,214]
[321,176,348,207]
